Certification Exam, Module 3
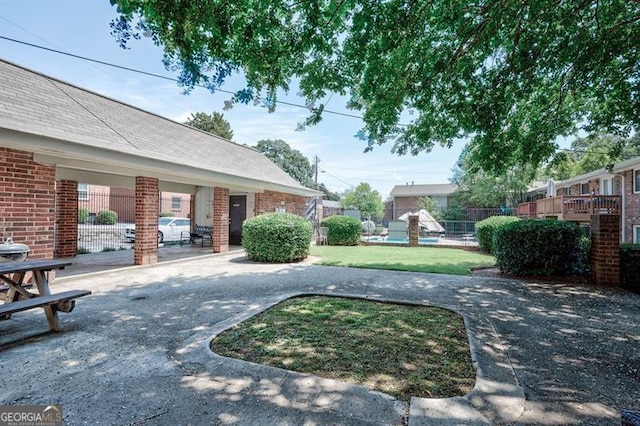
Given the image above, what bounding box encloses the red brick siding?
[254,190,306,216]
[0,147,55,260]
[213,187,229,253]
[623,169,640,243]
[393,196,420,219]
[55,180,78,258]
[590,214,620,286]
[134,176,159,265]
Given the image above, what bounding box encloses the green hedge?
[494,219,583,276]
[95,209,118,225]
[321,215,362,246]
[475,216,520,253]
[78,207,89,224]
[242,213,312,262]
[620,244,640,294]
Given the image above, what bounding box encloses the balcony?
[518,195,621,222]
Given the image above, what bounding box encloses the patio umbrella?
[547,179,556,198]
[398,209,445,233]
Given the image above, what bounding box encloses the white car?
[124,217,191,243]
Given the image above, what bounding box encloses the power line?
[0,35,366,121]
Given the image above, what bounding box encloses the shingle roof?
[390,183,457,197]
[0,59,317,195]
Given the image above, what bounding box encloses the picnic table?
[0,259,91,332]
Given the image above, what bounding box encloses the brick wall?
[55,180,78,258]
[0,147,56,260]
[590,214,620,286]
[254,190,306,216]
[134,176,159,265]
[213,187,229,253]
[622,169,640,243]
[394,196,420,219]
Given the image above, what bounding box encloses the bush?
[321,215,362,246]
[159,212,175,217]
[95,209,118,225]
[242,213,312,262]
[475,215,521,253]
[493,219,583,276]
[78,208,89,224]
[620,244,640,293]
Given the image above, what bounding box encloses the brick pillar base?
[135,177,159,265]
[213,187,229,253]
[590,214,620,286]
[55,180,78,258]
[409,215,419,247]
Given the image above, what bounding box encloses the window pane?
[171,197,181,210]
[634,226,640,244]
[635,170,640,193]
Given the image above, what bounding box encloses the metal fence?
[71,191,191,253]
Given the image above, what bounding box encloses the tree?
[318,183,340,202]
[341,183,384,222]
[184,111,234,140]
[544,133,640,179]
[417,196,441,220]
[111,1,640,174]
[451,148,535,207]
[254,139,314,188]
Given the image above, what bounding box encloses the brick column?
[135,177,159,265]
[408,215,419,247]
[590,214,620,286]
[55,180,78,258]
[0,148,56,260]
[213,187,229,253]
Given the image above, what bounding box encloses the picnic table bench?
[0,259,91,332]
[182,224,213,247]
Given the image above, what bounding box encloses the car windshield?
[158,217,175,226]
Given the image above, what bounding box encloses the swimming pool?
[364,237,440,244]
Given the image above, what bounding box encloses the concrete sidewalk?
[1,251,638,425]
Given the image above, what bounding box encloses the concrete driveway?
[1,251,638,425]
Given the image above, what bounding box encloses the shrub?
[493,219,583,276]
[159,212,175,217]
[95,209,118,225]
[242,213,312,262]
[321,215,362,246]
[620,244,640,294]
[78,208,89,224]
[475,215,520,253]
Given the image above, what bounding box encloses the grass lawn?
[310,245,495,275]
[210,296,475,403]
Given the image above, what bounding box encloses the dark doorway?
[229,195,246,245]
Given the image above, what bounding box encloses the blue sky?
[2,1,497,198]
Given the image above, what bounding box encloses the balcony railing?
[518,195,621,222]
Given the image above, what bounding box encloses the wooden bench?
[184,224,213,247]
[0,290,91,318]
[0,259,91,332]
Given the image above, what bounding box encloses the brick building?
[0,59,319,265]
[388,183,457,220]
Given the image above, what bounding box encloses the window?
[601,177,615,195]
[566,187,572,196]
[634,225,640,244]
[634,170,640,194]
[580,183,590,195]
[78,183,88,200]
[171,197,182,210]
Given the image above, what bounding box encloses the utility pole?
[313,156,321,231]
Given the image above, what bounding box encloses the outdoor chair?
[318,227,329,246]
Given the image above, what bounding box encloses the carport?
[0,59,319,266]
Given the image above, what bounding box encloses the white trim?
[634,169,640,194]
[633,225,640,244]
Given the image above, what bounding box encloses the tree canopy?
[184,111,234,140]
[544,133,640,180]
[254,139,314,188]
[111,0,639,174]
[341,183,384,222]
